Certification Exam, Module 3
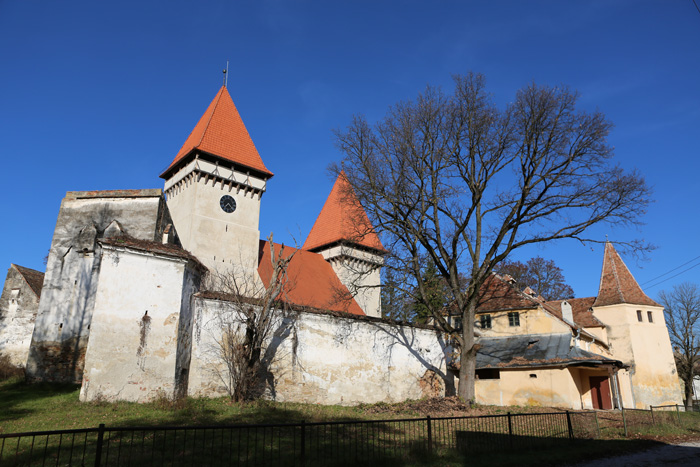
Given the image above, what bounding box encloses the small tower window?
[647,311,653,323]
[637,310,643,322]
[508,312,520,327]
[480,314,492,329]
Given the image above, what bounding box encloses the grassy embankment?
[1,376,699,466]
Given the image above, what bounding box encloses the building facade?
[0,86,682,410]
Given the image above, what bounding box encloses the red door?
[590,376,613,410]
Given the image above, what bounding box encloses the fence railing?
[0,410,599,466]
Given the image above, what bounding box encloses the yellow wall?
[478,308,570,337]
[592,304,683,408]
[475,367,583,409]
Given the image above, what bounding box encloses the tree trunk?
[684,374,694,410]
[457,302,477,403]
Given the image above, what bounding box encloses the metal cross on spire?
[222,60,229,88]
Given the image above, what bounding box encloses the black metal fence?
[0,411,599,466]
[619,404,699,435]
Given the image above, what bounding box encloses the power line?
[641,254,700,286]
[693,0,700,16]
[645,261,700,290]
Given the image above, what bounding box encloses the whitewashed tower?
[160,86,273,286]
[303,172,385,317]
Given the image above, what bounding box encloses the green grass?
[1,377,408,434]
[2,376,700,466]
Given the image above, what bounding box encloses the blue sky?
[1,0,698,299]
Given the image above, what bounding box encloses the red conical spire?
[593,242,659,307]
[303,172,385,253]
[160,86,273,179]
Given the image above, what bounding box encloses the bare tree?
[333,72,651,402]
[659,282,700,409]
[497,257,574,300]
[206,234,297,401]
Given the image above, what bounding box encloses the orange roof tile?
[593,242,660,308]
[545,297,605,328]
[160,86,273,179]
[303,172,385,253]
[257,240,365,316]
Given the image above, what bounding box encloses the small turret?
[303,172,385,317]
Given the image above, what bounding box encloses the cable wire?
[644,261,700,290]
[641,254,700,286]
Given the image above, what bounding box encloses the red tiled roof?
[303,172,385,253]
[257,240,365,316]
[545,297,604,328]
[475,274,540,312]
[160,86,273,179]
[12,264,44,298]
[593,242,659,308]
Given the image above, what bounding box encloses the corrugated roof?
[161,86,273,179]
[303,172,385,253]
[476,333,623,369]
[258,240,365,316]
[11,264,44,298]
[593,242,659,308]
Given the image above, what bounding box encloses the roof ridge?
[608,244,625,303]
[194,87,223,149]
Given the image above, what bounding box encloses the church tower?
[591,242,682,408]
[303,172,385,317]
[160,86,273,288]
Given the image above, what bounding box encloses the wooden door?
[589,376,612,410]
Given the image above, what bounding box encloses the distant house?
[0,264,44,366]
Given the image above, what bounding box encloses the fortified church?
[0,85,683,409]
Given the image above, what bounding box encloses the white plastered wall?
[188,297,450,405]
[79,247,199,402]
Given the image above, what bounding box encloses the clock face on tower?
[220,195,237,213]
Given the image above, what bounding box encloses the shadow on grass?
[0,377,79,425]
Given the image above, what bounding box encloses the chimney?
[561,300,574,324]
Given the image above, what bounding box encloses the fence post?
[507,412,513,448]
[621,409,628,437]
[300,420,306,466]
[426,416,433,456]
[594,411,601,439]
[676,405,681,425]
[566,411,574,440]
[650,406,655,425]
[94,423,105,467]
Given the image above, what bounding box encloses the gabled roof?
[160,86,273,179]
[545,297,605,328]
[11,264,44,298]
[475,274,541,312]
[593,242,659,308]
[258,240,365,316]
[302,172,385,253]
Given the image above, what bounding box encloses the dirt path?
[571,440,700,466]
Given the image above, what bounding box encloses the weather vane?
[222,60,229,88]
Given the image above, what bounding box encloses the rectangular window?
[637,310,643,322]
[480,314,492,329]
[508,312,520,327]
[647,311,653,323]
[452,316,463,330]
[476,369,500,380]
